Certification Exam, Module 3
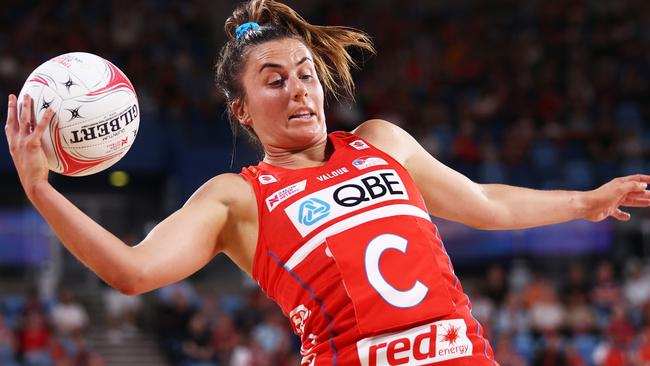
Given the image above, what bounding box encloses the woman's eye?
[269,79,284,86]
[300,74,313,80]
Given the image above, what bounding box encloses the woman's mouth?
[289,112,316,121]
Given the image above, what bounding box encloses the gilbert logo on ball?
[18,52,139,176]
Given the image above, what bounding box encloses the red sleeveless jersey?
[240,132,498,366]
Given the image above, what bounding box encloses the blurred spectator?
[229,343,253,366]
[509,260,533,294]
[251,309,294,365]
[566,294,599,364]
[591,261,622,327]
[23,288,50,317]
[103,288,142,344]
[606,304,635,350]
[16,310,53,366]
[635,326,650,365]
[157,281,200,308]
[493,293,531,339]
[196,294,220,325]
[180,313,216,366]
[483,264,508,305]
[0,313,18,366]
[623,259,650,310]
[103,235,144,344]
[493,335,527,366]
[212,314,241,365]
[230,338,268,366]
[57,331,106,366]
[156,282,199,363]
[233,289,267,336]
[563,262,591,306]
[592,335,628,366]
[470,293,496,340]
[525,274,566,334]
[50,288,89,337]
[532,331,568,366]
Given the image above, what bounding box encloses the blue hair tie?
[235,22,261,40]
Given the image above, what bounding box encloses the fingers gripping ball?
[18,52,139,176]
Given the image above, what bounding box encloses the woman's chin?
[291,124,326,141]
[280,130,325,150]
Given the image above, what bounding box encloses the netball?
[17,52,139,176]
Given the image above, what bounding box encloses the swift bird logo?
[349,139,369,150]
[259,174,278,185]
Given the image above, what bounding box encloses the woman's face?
[235,38,326,151]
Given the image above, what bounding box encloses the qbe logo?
[356,319,472,366]
[298,198,331,226]
[285,169,409,236]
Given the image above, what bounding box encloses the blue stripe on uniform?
[269,250,339,365]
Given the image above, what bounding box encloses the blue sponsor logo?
[298,198,331,226]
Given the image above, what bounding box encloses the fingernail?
[643,183,648,189]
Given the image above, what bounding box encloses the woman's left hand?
[582,175,650,222]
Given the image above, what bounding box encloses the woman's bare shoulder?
[351,119,412,163]
[186,172,256,210]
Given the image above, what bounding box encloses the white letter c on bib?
[364,234,429,308]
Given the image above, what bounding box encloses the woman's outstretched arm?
[5,94,249,295]
[355,119,650,230]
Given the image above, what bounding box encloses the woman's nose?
[290,77,308,100]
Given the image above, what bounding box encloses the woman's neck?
[263,136,333,169]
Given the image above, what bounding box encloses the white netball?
[18,52,139,176]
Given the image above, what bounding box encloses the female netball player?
[5,1,650,365]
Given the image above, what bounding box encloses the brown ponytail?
[221,0,375,101]
[214,0,375,155]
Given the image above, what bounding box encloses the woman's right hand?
[4,94,55,198]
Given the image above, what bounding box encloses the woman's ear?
[231,99,251,127]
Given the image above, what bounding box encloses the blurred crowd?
[3,259,650,366]
[470,259,650,366]
[152,281,300,366]
[1,0,649,189]
[332,0,650,190]
[145,258,650,366]
[4,258,650,366]
[0,288,104,366]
